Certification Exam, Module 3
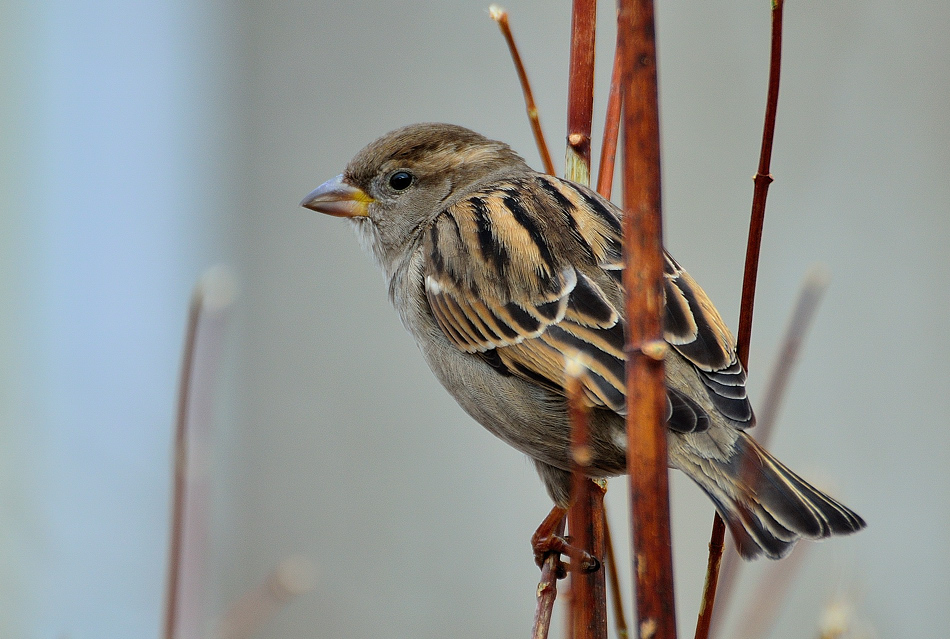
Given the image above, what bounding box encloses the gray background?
[3,0,948,637]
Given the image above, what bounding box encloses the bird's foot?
[531,506,601,575]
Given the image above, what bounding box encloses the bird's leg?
[531,505,601,574]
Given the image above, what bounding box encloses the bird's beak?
[300,174,374,217]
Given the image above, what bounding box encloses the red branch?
[532,517,566,639]
[490,6,556,175]
[564,3,607,637]
[565,0,597,181]
[618,0,678,637]
[596,34,623,199]
[566,362,608,639]
[694,3,785,639]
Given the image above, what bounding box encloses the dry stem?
[532,517,567,639]
[603,512,630,639]
[564,0,597,185]
[596,33,623,200]
[564,3,608,636]
[490,5,556,175]
[618,0,677,637]
[163,267,236,639]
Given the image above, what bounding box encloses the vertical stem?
[565,0,597,185]
[736,0,784,368]
[163,292,201,639]
[618,0,677,637]
[603,510,630,639]
[596,33,624,200]
[163,267,236,639]
[565,360,609,639]
[564,4,606,638]
[567,366,594,639]
[694,3,785,639]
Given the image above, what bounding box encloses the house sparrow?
[301,123,864,559]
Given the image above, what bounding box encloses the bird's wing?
[662,252,753,425]
[422,173,749,431]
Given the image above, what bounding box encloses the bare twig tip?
[488,4,506,22]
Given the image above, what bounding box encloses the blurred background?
[2,0,948,637]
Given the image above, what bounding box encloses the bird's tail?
[686,432,865,559]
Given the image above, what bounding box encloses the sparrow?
[301,123,865,559]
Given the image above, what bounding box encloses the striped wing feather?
[423,174,752,431]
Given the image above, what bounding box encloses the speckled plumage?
[302,123,865,559]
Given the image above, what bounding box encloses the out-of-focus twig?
[710,265,830,637]
[603,511,630,639]
[730,545,807,639]
[750,264,829,442]
[694,3,785,638]
[489,5,556,175]
[163,266,237,639]
[618,0,678,637]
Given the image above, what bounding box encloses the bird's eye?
[388,171,413,191]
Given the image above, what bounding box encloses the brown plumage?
[301,123,865,559]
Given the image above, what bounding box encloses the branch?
[596,32,623,200]
[603,511,630,639]
[565,0,597,185]
[564,4,608,637]
[163,266,237,639]
[565,357,608,639]
[532,517,566,639]
[694,3,785,639]
[489,5,556,175]
[618,0,677,637]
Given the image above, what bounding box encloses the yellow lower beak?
[300,174,374,217]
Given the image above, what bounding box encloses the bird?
[300,123,865,560]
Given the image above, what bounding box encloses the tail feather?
[689,433,865,560]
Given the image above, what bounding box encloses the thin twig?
[490,5,556,175]
[163,266,237,639]
[736,0,785,366]
[596,32,623,200]
[618,0,678,637]
[693,3,785,639]
[710,265,829,637]
[751,265,829,441]
[533,517,567,639]
[163,289,201,639]
[603,511,630,639]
